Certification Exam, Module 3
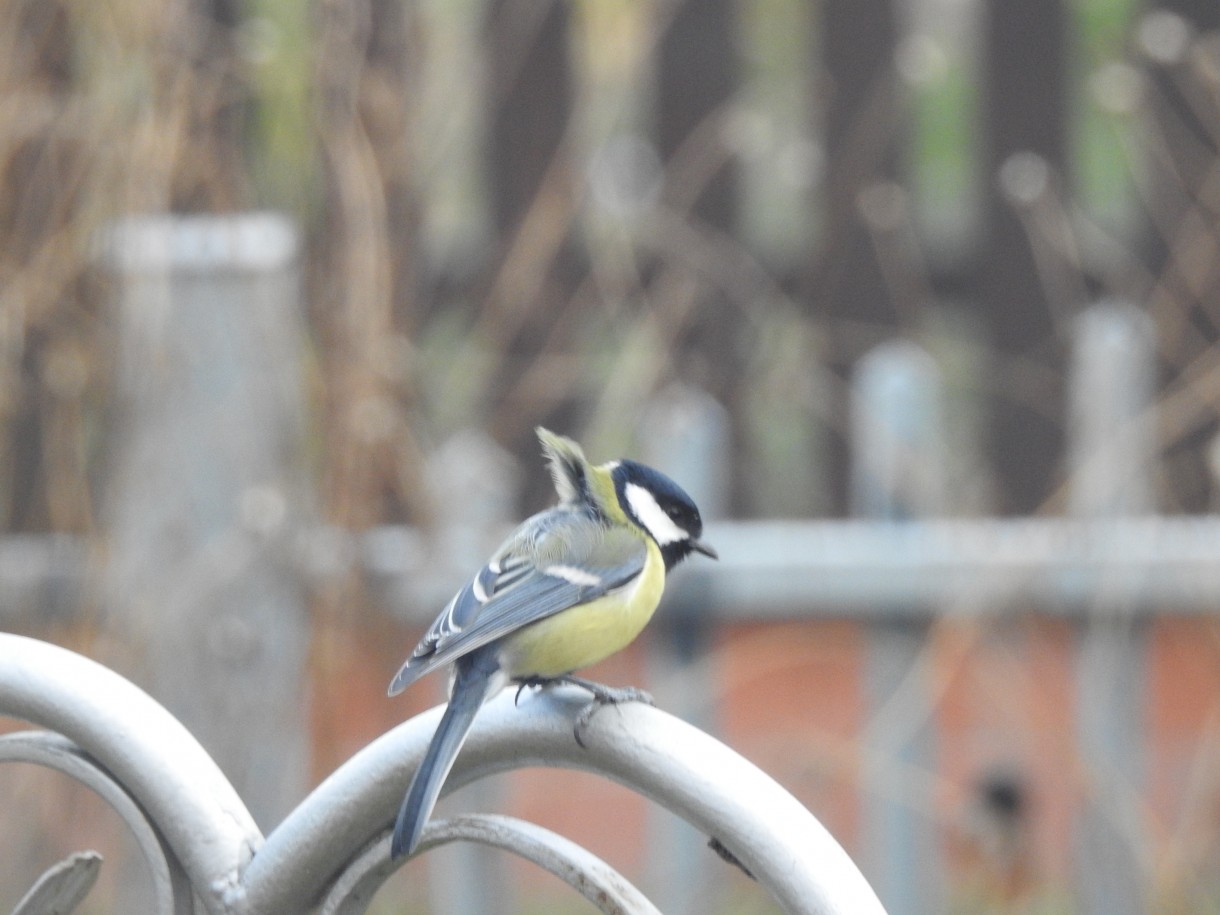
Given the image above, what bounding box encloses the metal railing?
[0,632,884,915]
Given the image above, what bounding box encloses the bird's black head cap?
[612,460,717,570]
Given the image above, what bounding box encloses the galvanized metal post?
[1069,301,1154,914]
[101,213,311,830]
[852,340,946,915]
[638,383,732,914]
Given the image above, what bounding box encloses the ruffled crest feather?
[536,427,589,504]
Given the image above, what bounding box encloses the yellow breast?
[499,540,666,679]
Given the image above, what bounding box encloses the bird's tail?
[391,650,500,859]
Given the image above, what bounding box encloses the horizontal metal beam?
[362,517,1220,622]
[690,516,1220,617]
[6,516,1220,630]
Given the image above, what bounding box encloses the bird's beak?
[691,538,718,560]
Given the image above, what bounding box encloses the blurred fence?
[2,213,1220,913]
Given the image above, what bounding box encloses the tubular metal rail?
[0,633,884,915]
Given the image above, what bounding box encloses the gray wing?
[387,507,647,696]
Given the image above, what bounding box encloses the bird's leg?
[514,675,552,706]
[554,674,654,708]
[522,674,654,748]
[513,674,654,745]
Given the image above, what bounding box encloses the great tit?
[387,427,717,859]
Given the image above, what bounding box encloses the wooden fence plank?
[656,0,738,229]
[980,0,1070,513]
[485,0,573,237]
[816,0,904,514]
[1140,2,1220,512]
[654,0,743,410]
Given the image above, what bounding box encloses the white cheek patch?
[625,482,688,545]
[545,564,603,587]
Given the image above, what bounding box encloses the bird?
[386,427,717,859]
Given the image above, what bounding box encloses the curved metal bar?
[0,634,884,913]
[0,634,263,915]
[11,851,102,915]
[245,686,886,914]
[0,731,192,913]
[319,814,662,915]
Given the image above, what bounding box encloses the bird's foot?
[513,674,653,747]
[514,676,550,706]
[562,675,654,748]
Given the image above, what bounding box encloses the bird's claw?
[514,675,555,706]
[572,683,654,749]
[511,675,653,747]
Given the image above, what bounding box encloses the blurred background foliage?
[3,0,1220,911]
[5,0,1218,540]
